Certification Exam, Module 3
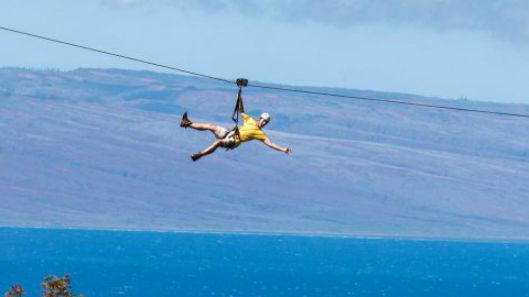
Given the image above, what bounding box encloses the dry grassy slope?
[1,68,529,239]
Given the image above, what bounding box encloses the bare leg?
[192,140,223,161]
[182,113,224,138]
[189,122,228,140]
[189,122,218,132]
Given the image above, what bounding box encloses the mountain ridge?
[1,67,528,239]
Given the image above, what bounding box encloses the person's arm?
[237,89,245,114]
[263,138,292,155]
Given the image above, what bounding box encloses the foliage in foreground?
[4,284,23,297]
[4,275,84,297]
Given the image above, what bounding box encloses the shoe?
[180,112,192,128]
[191,153,201,162]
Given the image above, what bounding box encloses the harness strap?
[222,130,240,151]
[230,78,248,141]
[230,87,242,139]
[232,88,242,123]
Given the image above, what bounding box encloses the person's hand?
[285,147,292,155]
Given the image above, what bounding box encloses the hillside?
[1,68,529,239]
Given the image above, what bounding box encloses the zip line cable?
[247,83,529,119]
[1,25,529,119]
[0,26,232,84]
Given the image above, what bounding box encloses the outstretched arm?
[263,138,292,155]
[237,89,245,114]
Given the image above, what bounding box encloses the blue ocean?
[1,228,529,297]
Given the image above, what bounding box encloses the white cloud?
[108,0,139,8]
[103,0,529,42]
[188,0,529,42]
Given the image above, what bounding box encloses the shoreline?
[2,224,529,245]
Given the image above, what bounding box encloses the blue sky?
[0,0,528,103]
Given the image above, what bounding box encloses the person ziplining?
[180,78,292,162]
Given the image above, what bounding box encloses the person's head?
[257,112,270,128]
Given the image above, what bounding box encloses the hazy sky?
[0,0,528,103]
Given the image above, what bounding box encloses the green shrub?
[4,275,84,297]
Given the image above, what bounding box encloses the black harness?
[230,78,248,139]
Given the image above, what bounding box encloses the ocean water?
[1,228,529,297]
